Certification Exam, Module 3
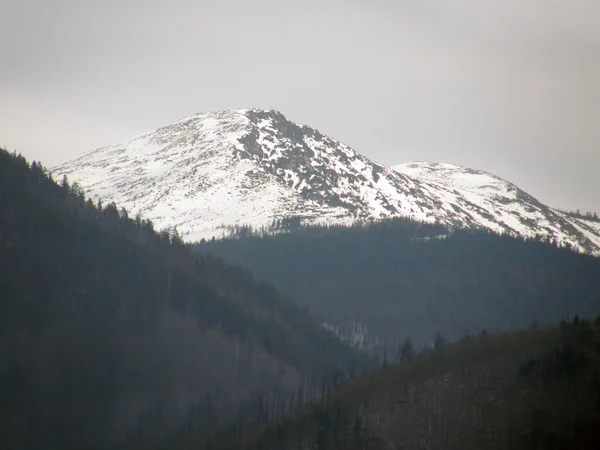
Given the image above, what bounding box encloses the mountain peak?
[52,111,600,254]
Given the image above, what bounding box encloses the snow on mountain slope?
[51,109,600,254]
[51,109,438,240]
[393,162,600,253]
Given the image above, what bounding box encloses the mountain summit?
[52,109,600,253]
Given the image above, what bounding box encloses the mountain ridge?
[52,109,600,254]
[0,148,370,448]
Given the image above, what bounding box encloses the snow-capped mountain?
[51,109,600,254]
[393,162,600,253]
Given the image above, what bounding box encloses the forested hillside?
[211,317,600,450]
[0,149,370,450]
[198,221,600,352]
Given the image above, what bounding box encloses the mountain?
[51,109,600,254]
[0,149,370,450]
[393,162,600,253]
[198,219,600,352]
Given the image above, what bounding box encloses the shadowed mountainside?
[0,148,370,450]
[198,220,600,353]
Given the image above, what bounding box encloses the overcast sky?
[2,0,599,212]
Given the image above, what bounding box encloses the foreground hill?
[0,149,368,450]
[198,220,600,352]
[52,109,600,253]
[212,318,600,450]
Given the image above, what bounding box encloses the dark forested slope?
[198,221,600,350]
[220,318,600,450]
[0,149,369,450]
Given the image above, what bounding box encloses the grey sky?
[2,0,599,212]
